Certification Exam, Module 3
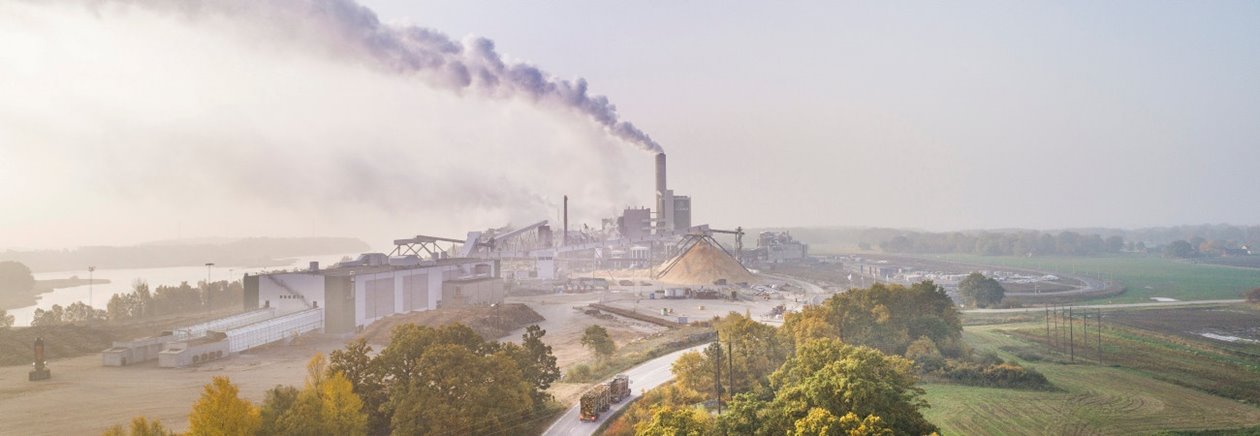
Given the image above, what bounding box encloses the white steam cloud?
[0,0,658,249]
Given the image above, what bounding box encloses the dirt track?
[0,334,347,435]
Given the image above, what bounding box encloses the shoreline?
[0,278,111,312]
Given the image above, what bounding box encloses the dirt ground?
[0,334,348,435]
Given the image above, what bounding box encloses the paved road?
[542,343,711,436]
[964,299,1245,314]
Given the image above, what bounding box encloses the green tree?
[581,324,616,359]
[0,309,13,329]
[31,304,65,326]
[0,261,34,292]
[503,325,561,404]
[329,338,388,434]
[187,376,261,436]
[387,344,533,435]
[958,273,1005,308]
[1165,240,1197,258]
[715,393,772,436]
[259,385,300,436]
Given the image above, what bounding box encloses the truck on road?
[580,374,633,422]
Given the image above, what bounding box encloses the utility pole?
[1045,304,1050,346]
[87,266,96,309]
[1097,309,1103,365]
[1051,305,1058,348]
[728,340,734,398]
[205,262,215,314]
[1069,306,1074,362]
[1082,305,1089,359]
[712,342,722,414]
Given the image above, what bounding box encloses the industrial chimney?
[655,152,674,234]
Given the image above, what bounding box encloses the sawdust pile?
[358,303,544,344]
[656,239,756,285]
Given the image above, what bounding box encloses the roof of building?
[257,256,490,278]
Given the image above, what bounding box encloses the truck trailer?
[580,375,633,422]
[579,384,610,422]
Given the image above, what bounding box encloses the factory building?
[243,255,501,334]
[619,207,652,240]
[672,195,691,230]
[756,231,810,263]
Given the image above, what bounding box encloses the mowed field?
[921,321,1260,435]
[925,254,1260,303]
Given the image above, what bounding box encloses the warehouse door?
[403,273,429,311]
[365,277,395,319]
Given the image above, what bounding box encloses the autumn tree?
[766,339,936,435]
[792,409,893,436]
[259,354,368,436]
[327,323,548,435]
[581,324,616,359]
[716,312,791,393]
[819,282,963,357]
[635,405,713,436]
[671,350,715,397]
[781,304,839,348]
[958,272,1005,308]
[188,376,261,436]
[102,417,173,436]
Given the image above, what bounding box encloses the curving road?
[542,343,710,436]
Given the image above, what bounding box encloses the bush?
[932,359,1054,390]
[1245,288,1260,304]
[564,364,592,382]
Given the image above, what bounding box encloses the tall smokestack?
[563,195,568,246]
[655,153,674,233]
[655,152,667,196]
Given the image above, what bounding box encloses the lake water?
[8,252,359,326]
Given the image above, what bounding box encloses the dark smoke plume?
[107,0,664,153]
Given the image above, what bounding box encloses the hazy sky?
[2,1,1258,250]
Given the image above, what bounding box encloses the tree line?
[104,322,562,436]
[609,281,1048,435]
[879,230,1126,256]
[29,280,244,327]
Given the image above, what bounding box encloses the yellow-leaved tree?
[188,376,261,436]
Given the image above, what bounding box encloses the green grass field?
[921,322,1260,435]
[927,254,1260,303]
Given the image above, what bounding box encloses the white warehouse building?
[244,254,501,335]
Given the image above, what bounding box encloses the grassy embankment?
[564,324,714,384]
[922,310,1260,435]
[928,254,1260,303]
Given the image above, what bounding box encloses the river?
[8,252,359,326]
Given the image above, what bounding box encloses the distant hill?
[0,237,370,273]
